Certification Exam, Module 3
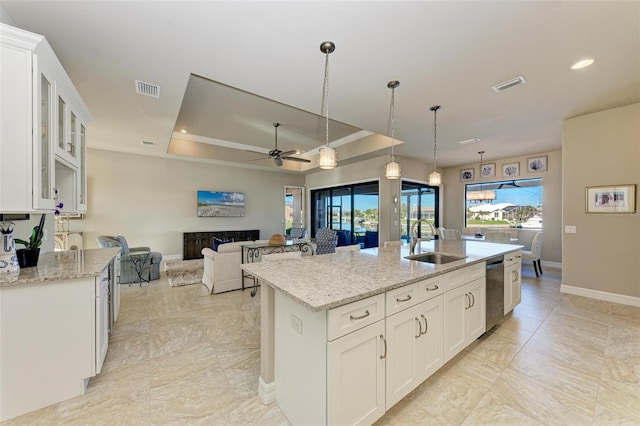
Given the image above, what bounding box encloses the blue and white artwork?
[197,191,245,217]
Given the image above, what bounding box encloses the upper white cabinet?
[0,24,90,213]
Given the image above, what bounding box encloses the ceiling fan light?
[385,161,401,179]
[428,170,441,186]
[318,146,337,169]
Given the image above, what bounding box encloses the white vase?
[0,221,20,282]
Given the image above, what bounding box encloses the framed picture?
[197,190,245,217]
[586,184,636,214]
[460,168,474,182]
[480,163,496,178]
[502,162,520,178]
[527,156,548,172]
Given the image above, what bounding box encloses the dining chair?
[383,240,403,248]
[522,231,544,277]
[484,232,511,243]
[436,227,446,239]
[335,244,361,252]
[314,228,338,255]
[441,229,462,240]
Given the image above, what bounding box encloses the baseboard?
[561,284,640,307]
[541,260,561,269]
[258,376,276,405]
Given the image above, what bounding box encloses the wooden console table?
[183,230,260,260]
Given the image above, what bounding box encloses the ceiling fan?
[248,123,311,167]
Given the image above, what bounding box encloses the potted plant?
[14,203,63,268]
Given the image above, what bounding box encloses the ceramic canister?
[0,221,20,282]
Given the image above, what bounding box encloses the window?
[401,181,439,241]
[465,178,543,229]
[311,182,379,248]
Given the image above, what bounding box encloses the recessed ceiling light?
[140,140,155,147]
[459,137,481,145]
[570,59,594,70]
[180,129,187,133]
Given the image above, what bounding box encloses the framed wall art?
[502,162,520,178]
[197,190,245,217]
[460,168,474,182]
[585,184,636,214]
[527,156,548,172]
[480,163,496,178]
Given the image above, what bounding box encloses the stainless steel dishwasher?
[485,255,505,331]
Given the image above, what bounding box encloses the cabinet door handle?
[421,314,428,335]
[415,318,422,338]
[514,271,519,282]
[465,293,470,310]
[349,310,370,321]
[396,294,412,303]
[425,285,439,292]
[380,334,387,359]
[470,292,475,308]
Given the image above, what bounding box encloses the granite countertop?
[241,240,521,312]
[0,248,120,288]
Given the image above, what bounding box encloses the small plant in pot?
[14,203,63,268]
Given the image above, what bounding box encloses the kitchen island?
[242,239,522,425]
[0,248,120,422]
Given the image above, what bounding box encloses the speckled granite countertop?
[0,248,120,288]
[242,240,521,311]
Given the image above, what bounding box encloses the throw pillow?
[212,237,233,251]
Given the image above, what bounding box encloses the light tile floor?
[4,266,639,425]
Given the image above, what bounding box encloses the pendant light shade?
[385,80,401,180]
[428,105,441,186]
[318,41,337,170]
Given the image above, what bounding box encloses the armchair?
[96,235,162,284]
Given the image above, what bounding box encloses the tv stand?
[183,230,260,260]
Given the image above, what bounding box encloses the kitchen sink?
[405,252,466,264]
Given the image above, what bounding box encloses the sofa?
[96,235,162,284]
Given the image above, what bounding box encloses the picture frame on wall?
[460,168,474,182]
[527,156,548,172]
[585,184,636,214]
[197,190,245,217]
[480,163,496,178]
[502,162,520,178]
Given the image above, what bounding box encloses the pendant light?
[467,150,496,203]
[318,41,337,169]
[428,105,442,186]
[384,80,401,179]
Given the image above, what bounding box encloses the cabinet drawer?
[444,263,485,292]
[386,282,420,316]
[418,276,444,302]
[504,250,522,267]
[327,294,385,341]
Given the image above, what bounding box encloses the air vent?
[459,137,481,145]
[135,80,160,98]
[491,76,526,92]
[140,140,156,147]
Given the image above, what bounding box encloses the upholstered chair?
[522,231,544,277]
[286,227,306,240]
[484,232,511,243]
[96,235,162,284]
[441,229,462,240]
[436,227,446,239]
[314,228,338,255]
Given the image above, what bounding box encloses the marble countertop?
[241,240,521,312]
[0,248,120,288]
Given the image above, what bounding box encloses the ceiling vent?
[140,140,156,147]
[135,80,160,98]
[491,76,526,93]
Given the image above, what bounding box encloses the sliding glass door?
[311,181,379,248]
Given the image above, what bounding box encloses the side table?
[128,251,151,287]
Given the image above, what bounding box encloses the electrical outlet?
[291,314,303,335]
[565,225,576,234]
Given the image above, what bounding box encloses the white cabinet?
[95,267,109,374]
[113,252,121,321]
[504,250,522,314]
[0,23,90,213]
[327,320,386,426]
[443,277,486,363]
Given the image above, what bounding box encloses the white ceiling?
[3,1,639,173]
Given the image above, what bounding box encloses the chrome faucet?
[410,219,436,254]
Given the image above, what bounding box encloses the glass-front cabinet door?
[77,123,87,212]
[55,90,79,167]
[34,71,55,209]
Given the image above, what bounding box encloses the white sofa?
[201,240,270,294]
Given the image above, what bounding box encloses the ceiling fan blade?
[282,156,311,163]
[247,156,271,162]
[279,150,297,157]
[245,149,270,156]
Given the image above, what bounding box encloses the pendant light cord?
[389,87,396,161]
[322,51,330,147]
[432,107,438,172]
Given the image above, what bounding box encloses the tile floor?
[4,266,639,425]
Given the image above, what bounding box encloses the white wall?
[562,103,639,299]
[75,150,305,258]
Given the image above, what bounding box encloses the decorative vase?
[16,248,40,268]
[0,221,20,282]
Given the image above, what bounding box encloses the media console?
[183,230,260,260]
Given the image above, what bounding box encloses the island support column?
[258,284,276,404]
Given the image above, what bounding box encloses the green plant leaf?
[14,238,29,247]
